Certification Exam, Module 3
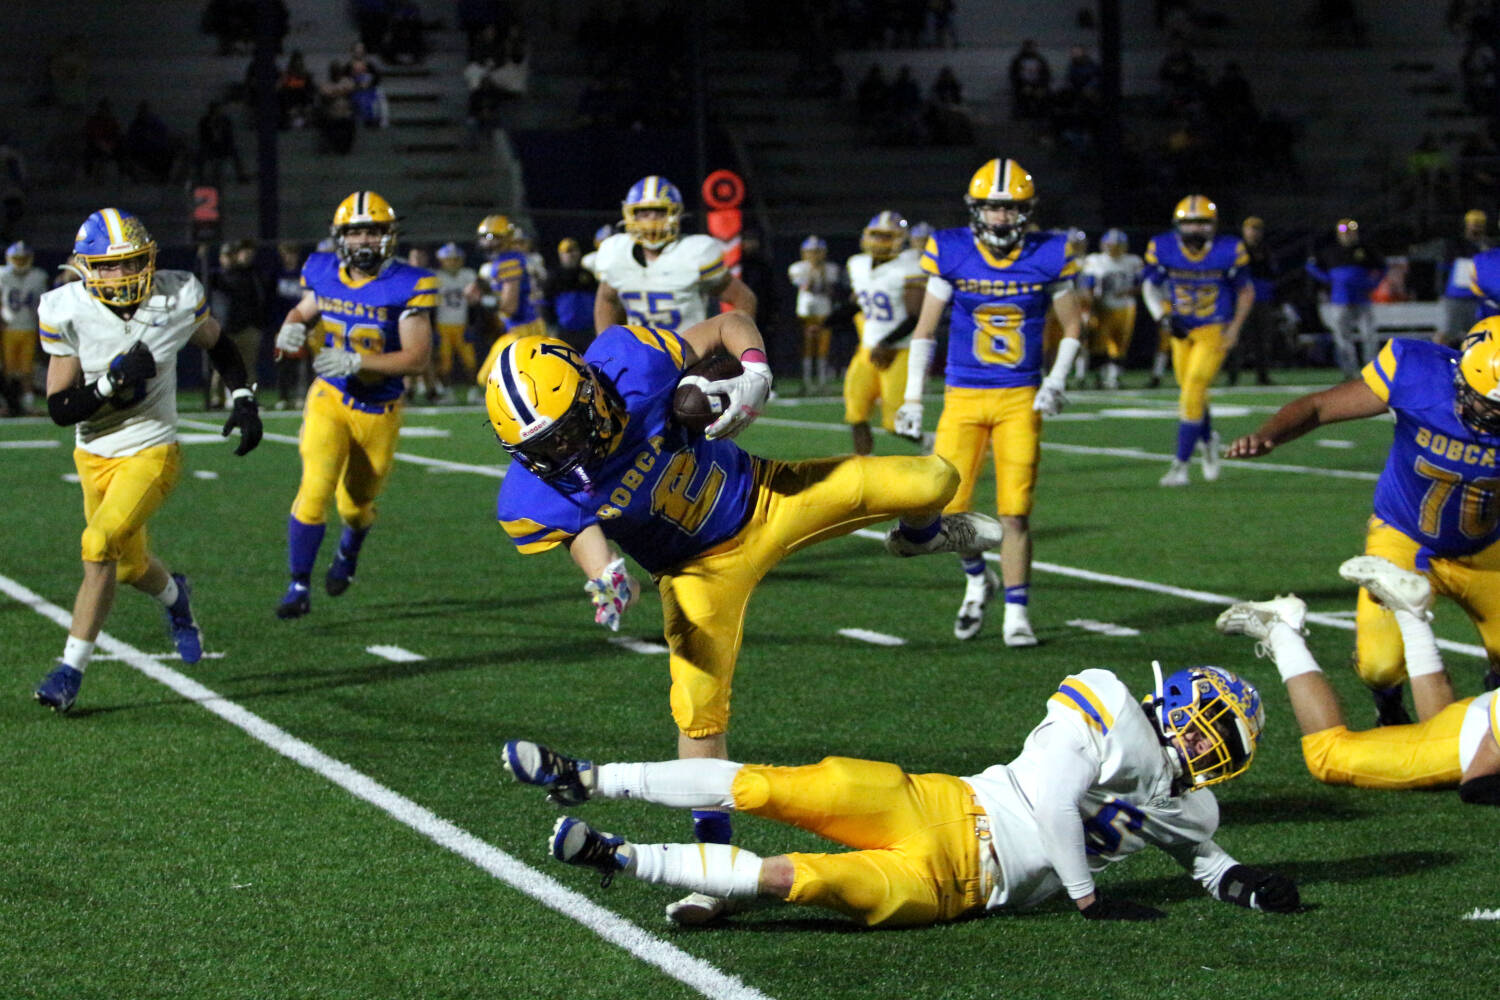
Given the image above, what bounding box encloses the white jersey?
[0,264,49,332]
[581,251,600,278]
[594,232,728,332]
[787,259,841,320]
[846,249,923,349]
[435,267,476,328]
[1080,252,1144,310]
[1458,691,1499,772]
[964,669,1237,910]
[38,271,206,458]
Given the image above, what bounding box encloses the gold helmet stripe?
[101,208,126,247]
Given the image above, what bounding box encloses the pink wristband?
[740,348,767,364]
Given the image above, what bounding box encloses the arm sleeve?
[205,330,250,390]
[1025,721,1103,900]
[1164,838,1239,897]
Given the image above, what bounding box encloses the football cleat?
[502,739,596,805]
[1215,595,1308,643]
[955,568,999,640]
[665,892,749,926]
[163,573,203,664]
[275,581,311,620]
[1199,431,1222,482]
[35,661,83,713]
[1338,555,1433,619]
[325,551,357,597]
[1159,460,1190,487]
[884,513,1003,559]
[1003,602,1039,648]
[550,816,628,887]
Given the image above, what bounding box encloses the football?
[671,353,743,433]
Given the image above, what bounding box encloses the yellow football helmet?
[965,158,1035,252]
[485,335,628,491]
[331,191,398,273]
[1146,665,1263,790]
[1456,319,1500,435]
[860,210,908,262]
[71,208,157,307]
[621,175,684,250]
[1173,194,1217,250]
[477,214,518,256]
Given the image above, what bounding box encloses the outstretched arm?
[568,525,637,631]
[1224,378,1387,458]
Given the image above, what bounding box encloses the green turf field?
[2,371,1493,1000]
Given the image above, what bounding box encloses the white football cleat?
[885,513,1003,559]
[954,567,999,640]
[1158,460,1190,487]
[1215,594,1308,642]
[665,892,748,926]
[1338,555,1434,619]
[1199,431,1222,482]
[1002,602,1039,647]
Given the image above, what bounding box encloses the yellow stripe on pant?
[291,380,402,530]
[1299,699,1470,789]
[75,443,181,584]
[731,757,988,927]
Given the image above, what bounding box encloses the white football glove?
[275,322,307,354]
[704,359,773,440]
[583,557,636,632]
[894,401,924,441]
[1033,376,1067,417]
[313,348,363,378]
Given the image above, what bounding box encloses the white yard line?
[837,628,907,646]
[366,644,425,663]
[1,571,773,1000]
[609,636,670,655]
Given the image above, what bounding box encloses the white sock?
[1394,609,1445,677]
[596,759,740,809]
[153,576,180,608]
[1073,355,1087,380]
[1104,361,1120,383]
[802,357,813,384]
[63,635,95,672]
[1152,351,1168,377]
[1266,621,1319,680]
[627,842,763,899]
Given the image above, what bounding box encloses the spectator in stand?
[1460,34,1497,115]
[459,0,509,58]
[855,64,891,128]
[1064,44,1101,93]
[317,61,357,154]
[384,0,428,65]
[1226,217,1279,386]
[351,0,391,52]
[1372,257,1412,303]
[1306,218,1386,378]
[889,65,925,145]
[1008,39,1051,121]
[272,241,308,409]
[196,100,249,187]
[544,238,598,353]
[925,65,971,145]
[122,101,182,183]
[349,43,390,128]
[206,239,266,410]
[928,0,956,48]
[932,65,962,105]
[277,51,316,129]
[1442,209,1490,344]
[201,0,255,55]
[83,100,124,179]
[1053,47,1103,157]
[1157,34,1205,116]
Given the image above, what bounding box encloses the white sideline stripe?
[1066,618,1140,637]
[90,650,226,662]
[177,420,508,479]
[366,644,425,663]
[0,439,59,448]
[1462,907,1500,920]
[837,627,906,646]
[194,470,220,480]
[0,571,773,1000]
[608,636,670,654]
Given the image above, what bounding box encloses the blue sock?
[961,556,986,577]
[287,516,326,584]
[1004,584,1029,606]
[1200,407,1213,442]
[692,809,733,845]
[1175,421,1201,462]
[337,525,370,561]
[898,516,942,545]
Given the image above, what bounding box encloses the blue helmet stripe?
[499,343,535,425]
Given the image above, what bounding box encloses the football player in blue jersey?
[272,191,438,619]
[894,158,1085,646]
[485,317,1002,924]
[471,213,545,387]
[1143,195,1255,488]
[1226,317,1500,721]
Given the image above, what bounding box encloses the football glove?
[584,557,635,632]
[1033,375,1067,417]
[1216,865,1300,912]
[101,341,157,403]
[275,322,308,354]
[894,401,924,442]
[1078,894,1167,921]
[313,348,363,379]
[704,359,773,440]
[221,387,262,456]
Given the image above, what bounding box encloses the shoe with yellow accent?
[1338,555,1433,619]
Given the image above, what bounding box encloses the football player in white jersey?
[1079,229,1144,390]
[33,208,263,713]
[503,662,1299,926]
[592,175,756,333]
[788,234,841,390]
[1219,557,1500,803]
[433,242,477,399]
[0,240,50,415]
[843,211,925,454]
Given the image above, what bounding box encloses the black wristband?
[48,384,107,426]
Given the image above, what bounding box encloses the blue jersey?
[1143,233,1250,332]
[921,228,1078,389]
[1363,338,1500,560]
[496,325,757,574]
[304,252,438,405]
[1469,246,1500,321]
[481,250,539,328]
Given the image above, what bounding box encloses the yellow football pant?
[800,318,830,360]
[658,453,958,737]
[75,443,181,584]
[1095,303,1137,361]
[1300,699,1470,789]
[731,757,988,927]
[436,322,476,379]
[843,344,909,429]
[1355,518,1500,687]
[3,328,35,376]
[290,380,402,530]
[1170,323,1227,422]
[475,319,546,386]
[933,385,1040,518]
